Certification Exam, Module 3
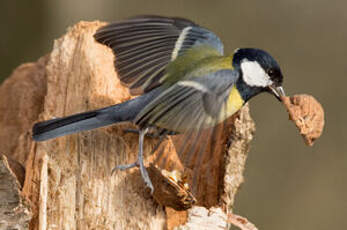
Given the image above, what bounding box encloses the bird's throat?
[236,79,263,102]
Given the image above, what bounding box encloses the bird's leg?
[112,128,154,193]
[112,127,167,171]
[123,128,141,135]
[112,162,139,171]
[123,126,165,138]
[112,134,167,172]
[137,128,154,193]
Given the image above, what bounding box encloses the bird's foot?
[111,161,139,173]
[111,160,154,194]
[112,128,157,193]
[138,159,154,194]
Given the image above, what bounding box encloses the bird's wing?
[135,69,240,133]
[136,69,241,193]
[94,15,224,95]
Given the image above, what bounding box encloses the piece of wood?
[0,21,256,230]
[175,206,228,230]
[0,55,48,165]
[0,155,32,230]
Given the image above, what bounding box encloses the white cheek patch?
[240,60,273,87]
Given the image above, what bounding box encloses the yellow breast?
[203,85,245,127]
[224,84,245,118]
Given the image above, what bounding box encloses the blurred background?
[1,0,346,229]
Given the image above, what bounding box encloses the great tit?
[33,15,285,193]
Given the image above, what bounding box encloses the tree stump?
[0,21,255,230]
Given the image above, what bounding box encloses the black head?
[232,48,285,101]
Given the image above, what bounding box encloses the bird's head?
[233,48,285,101]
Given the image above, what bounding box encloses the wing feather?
[94,15,224,95]
[135,69,239,132]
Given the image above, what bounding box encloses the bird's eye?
[267,69,274,76]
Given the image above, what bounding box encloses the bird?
[32,15,285,193]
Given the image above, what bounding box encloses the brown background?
[1,0,346,229]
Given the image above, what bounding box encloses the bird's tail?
[33,106,124,141]
[33,88,161,142]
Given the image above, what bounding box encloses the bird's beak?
[268,85,285,101]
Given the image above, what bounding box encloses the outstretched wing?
[140,69,242,197]
[94,15,224,95]
[135,69,241,133]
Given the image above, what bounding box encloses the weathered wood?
[0,55,48,165]
[0,155,31,230]
[0,21,255,230]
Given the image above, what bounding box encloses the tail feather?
[33,106,120,141]
[32,88,162,142]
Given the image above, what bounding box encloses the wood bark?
[0,21,255,230]
[0,155,31,230]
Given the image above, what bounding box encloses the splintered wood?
[281,94,324,146]
[0,155,32,229]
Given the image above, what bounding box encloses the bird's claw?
[112,128,155,194]
[138,161,154,194]
[111,160,154,194]
[111,161,139,175]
